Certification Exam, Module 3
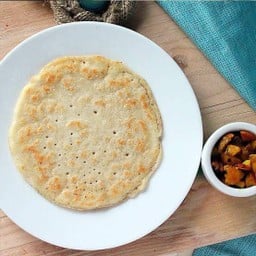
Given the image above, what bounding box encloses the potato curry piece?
[211,130,256,188]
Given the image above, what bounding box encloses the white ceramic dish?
[201,122,256,197]
[0,22,203,250]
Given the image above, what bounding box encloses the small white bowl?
[201,122,256,197]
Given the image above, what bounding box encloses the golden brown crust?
[9,56,162,210]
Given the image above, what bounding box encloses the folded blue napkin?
[158,1,256,110]
[192,233,256,256]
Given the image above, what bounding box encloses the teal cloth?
[158,1,256,110]
[192,233,256,256]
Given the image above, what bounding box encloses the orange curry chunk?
[245,173,256,187]
[218,133,234,152]
[224,165,244,186]
[249,154,256,174]
[240,130,256,142]
[225,144,241,156]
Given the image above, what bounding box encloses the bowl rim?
[201,122,256,197]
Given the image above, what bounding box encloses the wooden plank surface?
[1,1,256,255]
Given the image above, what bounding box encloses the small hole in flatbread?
[104,150,107,153]
[55,119,58,122]
[93,168,96,171]
[54,143,57,146]
[113,172,117,175]
[82,61,85,64]
[45,136,49,138]
[77,113,80,116]
[39,162,42,165]
[92,152,95,155]
[43,146,46,149]
[125,153,129,156]
[113,131,116,134]
[93,110,97,114]
[66,172,69,175]
[58,153,61,156]
[70,132,73,136]
[70,143,73,146]
[98,171,101,175]
[89,182,92,185]
[58,164,61,167]
[69,104,73,108]
[76,156,79,159]
[95,180,98,183]
[83,161,86,164]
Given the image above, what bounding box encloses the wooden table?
[1,1,256,255]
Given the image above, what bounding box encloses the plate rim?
[0,21,203,250]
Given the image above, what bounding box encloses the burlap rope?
[49,0,136,25]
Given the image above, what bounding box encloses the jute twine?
[49,0,136,25]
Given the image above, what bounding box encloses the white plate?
[0,22,203,250]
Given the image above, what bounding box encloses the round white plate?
[0,22,203,250]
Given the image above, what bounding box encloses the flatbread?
[9,56,162,210]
